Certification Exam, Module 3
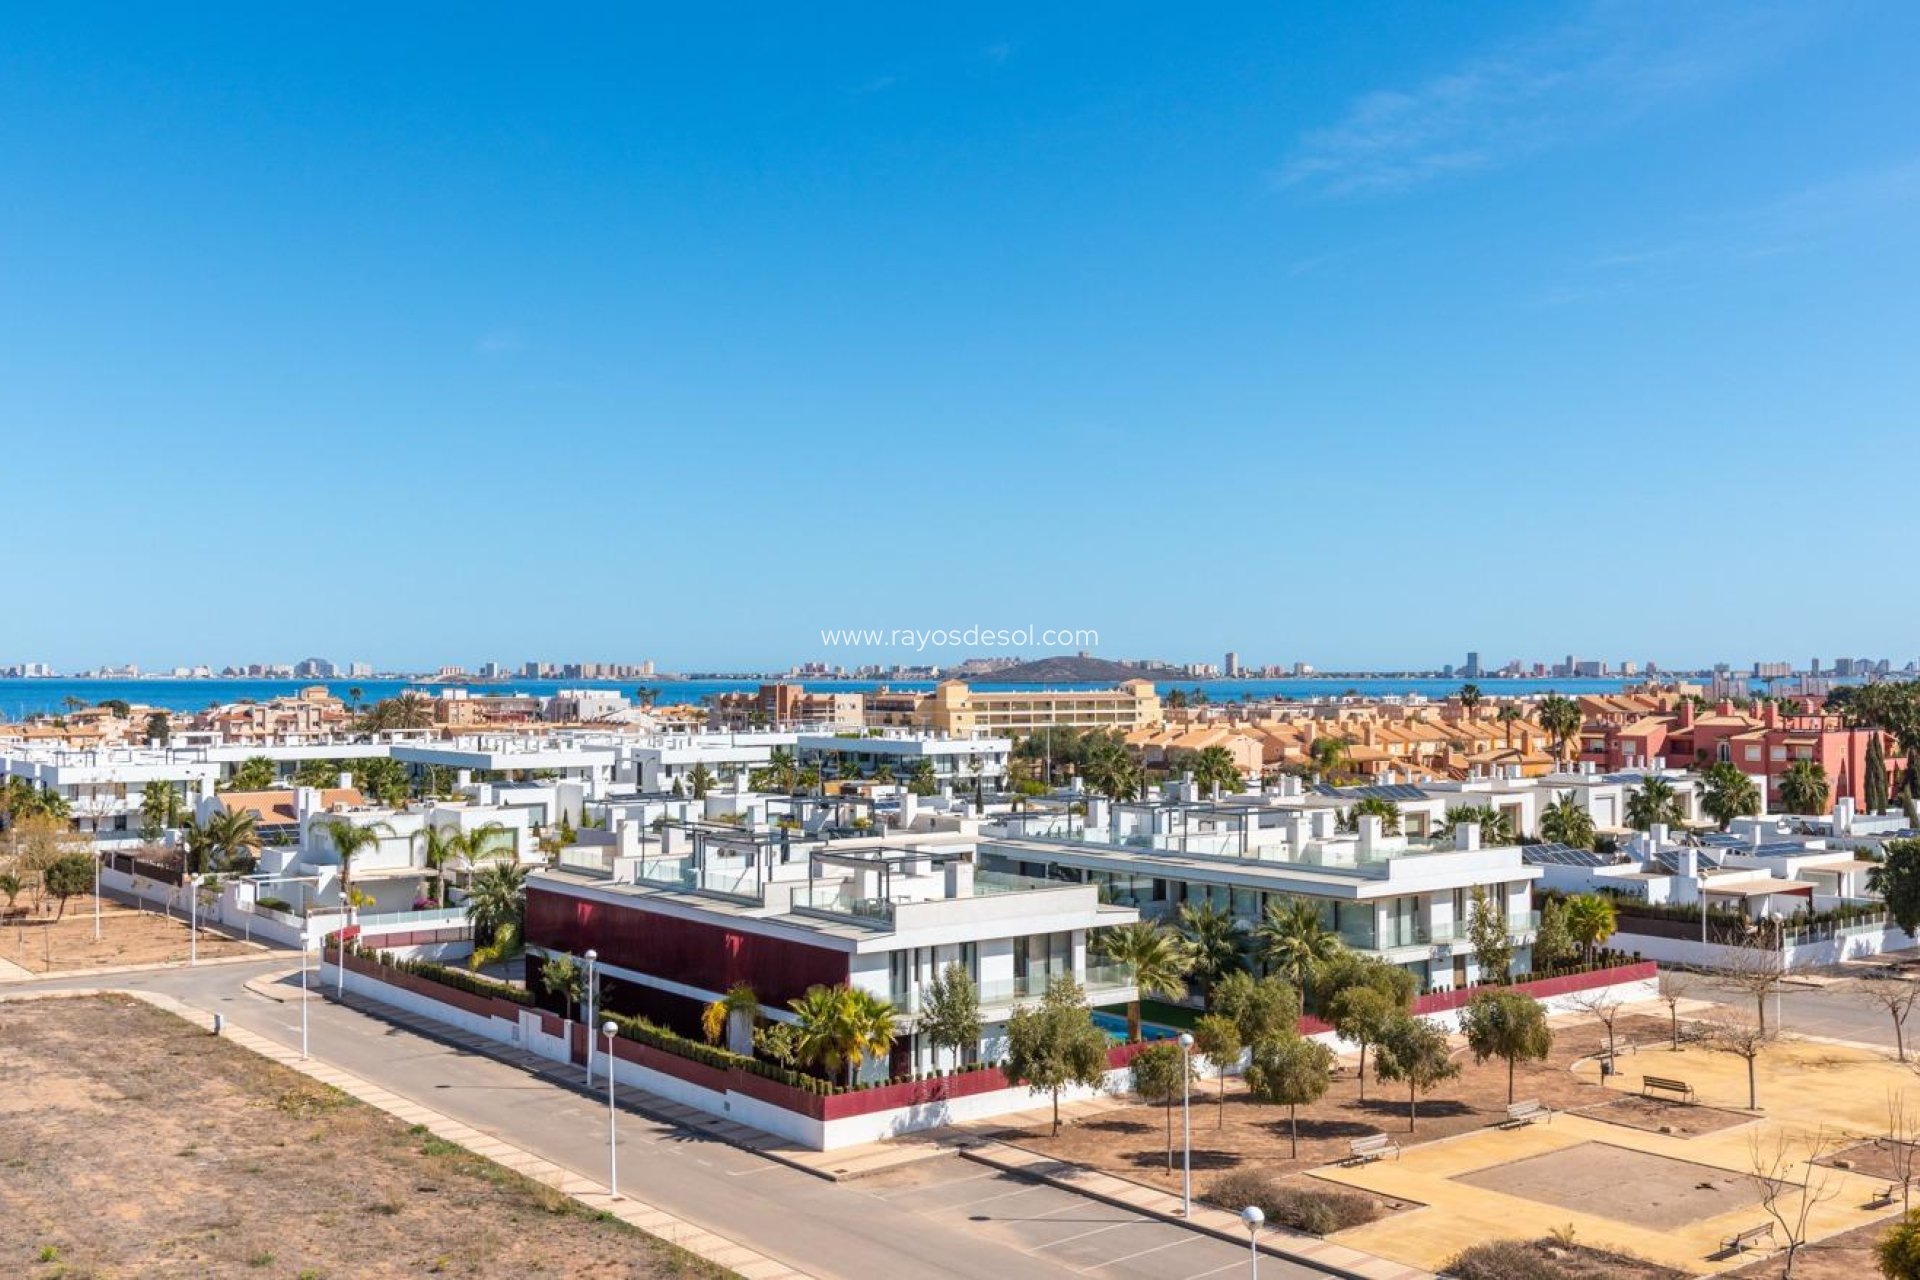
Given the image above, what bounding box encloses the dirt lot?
[995,1014,1673,1203]
[1583,1093,1752,1138]
[0,995,731,1279]
[1458,1142,1769,1231]
[1,893,259,972]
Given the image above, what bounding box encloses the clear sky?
[5,2,1917,673]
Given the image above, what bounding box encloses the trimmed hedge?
[354,946,535,1008]
[1203,1169,1380,1235]
[606,1011,837,1096]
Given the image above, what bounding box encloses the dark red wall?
[526,886,851,1018]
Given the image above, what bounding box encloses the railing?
[1782,911,1894,946]
[892,962,1137,1013]
[971,870,1071,896]
[1345,910,1543,952]
[793,882,893,924]
[557,847,615,877]
[355,906,470,930]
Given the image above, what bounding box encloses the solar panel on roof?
[1521,843,1618,868]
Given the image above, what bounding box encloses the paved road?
[14,959,1323,1279]
[1693,972,1910,1052]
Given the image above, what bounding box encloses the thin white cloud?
[1279,2,1818,197]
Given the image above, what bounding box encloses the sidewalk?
[0,985,809,1280]
[0,947,276,985]
[962,1137,1435,1280]
[251,967,959,1182]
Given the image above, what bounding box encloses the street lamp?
[584,949,599,1085]
[1240,1205,1264,1276]
[299,938,310,1059]
[1177,1031,1195,1217]
[188,873,201,966]
[602,1019,620,1200]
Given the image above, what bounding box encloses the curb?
[0,986,812,1280]
[959,1143,1433,1280]
[0,948,281,986]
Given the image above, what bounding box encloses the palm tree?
[1306,736,1352,782]
[687,763,716,799]
[1439,804,1515,845]
[836,753,864,781]
[347,686,364,711]
[1537,792,1596,849]
[1084,742,1143,802]
[789,984,897,1087]
[766,748,800,792]
[1350,796,1401,834]
[701,982,761,1054]
[1561,894,1618,964]
[315,817,396,916]
[1496,704,1523,749]
[1701,762,1761,829]
[1253,897,1344,1006]
[1177,900,1245,1004]
[1537,695,1583,765]
[444,821,514,877]
[1186,746,1243,795]
[906,758,936,796]
[871,761,895,786]
[203,807,261,871]
[1093,921,1193,1041]
[465,861,529,969]
[1458,684,1482,713]
[1625,776,1685,830]
[416,824,462,907]
[1778,759,1831,816]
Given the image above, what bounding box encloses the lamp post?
[93,850,102,942]
[1177,1031,1194,1217]
[584,949,599,1085]
[1240,1205,1264,1276]
[603,1020,620,1199]
[299,938,310,1059]
[188,874,200,966]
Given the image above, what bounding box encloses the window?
[1718,743,1731,763]
[1746,746,1762,762]
[1770,747,1786,762]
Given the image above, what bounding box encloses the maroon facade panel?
[525,886,852,1012]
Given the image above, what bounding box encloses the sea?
[0,674,1655,722]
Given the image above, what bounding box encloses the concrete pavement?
[10,957,1335,1278]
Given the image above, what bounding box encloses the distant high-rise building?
[1224,651,1240,677]
[347,662,373,678]
[1810,658,1822,677]
[1463,651,1482,680]
[293,657,336,679]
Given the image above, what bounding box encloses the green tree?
[1779,760,1831,816]
[920,962,983,1069]
[1870,733,1892,816]
[224,757,276,792]
[315,818,394,916]
[1439,804,1514,845]
[1460,990,1552,1102]
[907,758,937,797]
[1877,1208,1920,1279]
[1129,1040,1194,1171]
[1209,971,1300,1045]
[1001,977,1110,1135]
[1252,897,1343,1008]
[1083,741,1143,802]
[355,757,412,807]
[143,711,171,744]
[293,758,348,790]
[203,807,261,871]
[138,782,180,842]
[1537,694,1583,765]
[464,861,528,968]
[701,982,761,1053]
[1458,684,1482,712]
[1871,840,1920,936]
[1350,795,1402,833]
[416,824,462,907]
[1177,746,1244,795]
[1532,898,1576,971]
[1244,1033,1334,1157]
[1561,893,1618,964]
[1094,921,1192,1042]
[1625,776,1686,830]
[1702,761,1762,829]
[1191,1013,1242,1126]
[1324,986,1400,1101]
[1466,886,1513,983]
[687,763,716,799]
[1537,792,1595,849]
[43,853,93,920]
[789,984,897,1087]
[1306,736,1352,781]
[1177,900,1245,1003]
[1372,1015,1460,1131]
[541,952,582,1021]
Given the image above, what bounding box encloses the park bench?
[1719,1222,1774,1256]
[1505,1099,1552,1126]
[1348,1134,1401,1164]
[1869,1183,1902,1209]
[1642,1075,1696,1103]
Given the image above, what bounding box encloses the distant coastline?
[0,673,1669,721]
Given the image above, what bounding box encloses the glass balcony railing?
[792,882,895,924]
[891,963,1137,1013]
[1341,911,1543,952]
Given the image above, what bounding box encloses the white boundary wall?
[322,963,1661,1151]
[1615,928,1916,970]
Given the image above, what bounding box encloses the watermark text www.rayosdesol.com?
[819,626,1099,653]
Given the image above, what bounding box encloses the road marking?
[1181,1260,1260,1280]
[1027,1220,1133,1253]
[874,1169,998,1199]
[1075,1232,1200,1273]
[949,1184,1050,1210]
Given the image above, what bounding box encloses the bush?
[256,897,293,913]
[1444,1241,1572,1280]
[349,946,535,1007]
[1202,1169,1379,1235]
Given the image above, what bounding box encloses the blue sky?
[5,2,1917,672]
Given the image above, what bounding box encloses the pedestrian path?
[962,1138,1435,1280]
[0,985,810,1280]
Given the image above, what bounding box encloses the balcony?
[890,962,1136,1014]
[1341,911,1542,953]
